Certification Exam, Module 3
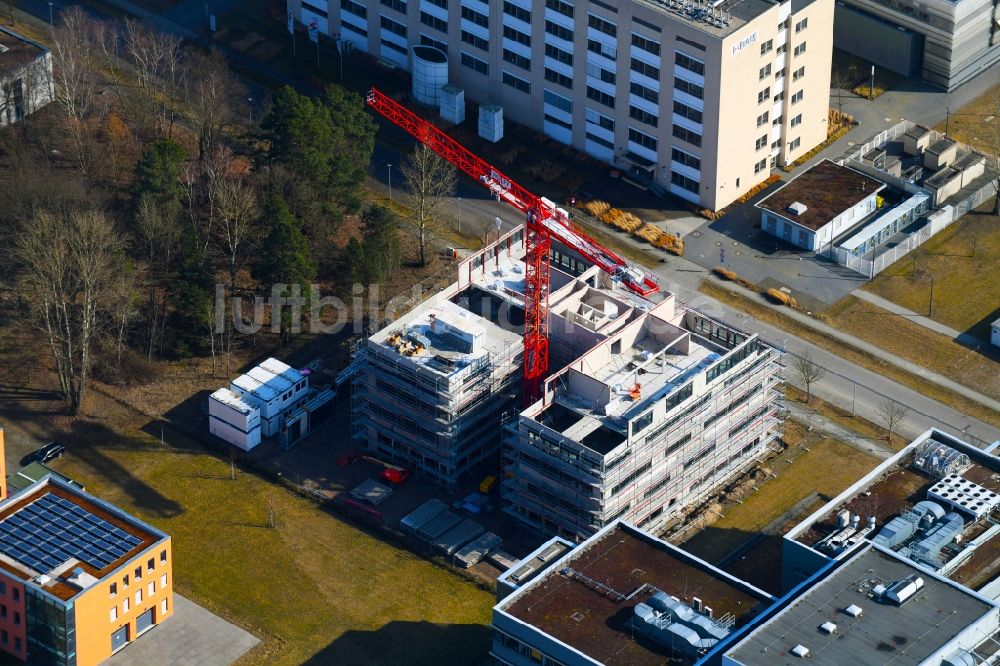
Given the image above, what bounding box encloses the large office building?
[0,473,173,666]
[834,0,1000,91]
[288,0,833,211]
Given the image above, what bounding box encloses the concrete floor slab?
[102,594,258,666]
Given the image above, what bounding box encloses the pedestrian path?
[851,289,985,348]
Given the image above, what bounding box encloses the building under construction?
[347,227,783,528]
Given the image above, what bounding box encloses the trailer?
[400,499,448,534]
[454,532,502,568]
[433,519,485,555]
[487,549,519,572]
[416,510,461,541]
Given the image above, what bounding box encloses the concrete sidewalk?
[851,289,986,348]
[708,276,1000,414]
[785,400,895,461]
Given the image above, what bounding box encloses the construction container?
[400,499,448,534]
[434,519,485,555]
[411,45,448,106]
[454,532,502,568]
[208,388,261,451]
[440,85,465,124]
[416,510,461,541]
[478,104,503,143]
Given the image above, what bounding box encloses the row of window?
[109,576,168,622]
[109,550,168,598]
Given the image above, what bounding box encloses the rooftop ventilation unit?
[883,574,924,606]
[819,622,837,634]
[787,202,808,216]
[791,645,810,658]
[844,604,863,618]
[928,473,1000,519]
[914,441,971,478]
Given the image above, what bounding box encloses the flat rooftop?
[757,160,886,231]
[726,545,996,666]
[633,0,783,39]
[793,432,1000,591]
[500,523,770,666]
[0,476,164,601]
[0,27,46,75]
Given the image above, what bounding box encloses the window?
[460,52,489,75]
[545,19,573,41]
[632,32,660,55]
[123,574,129,589]
[759,39,773,55]
[503,1,531,22]
[13,612,18,626]
[795,17,808,32]
[771,139,781,149]
[380,15,406,37]
[588,13,617,37]
[789,137,801,150]
[147,558,155,573]
[424,0,445,6]
[502,25,530,46]
[162,599,169,615]
[420,11,447,31]
[629,127,658,152]
[13,638,19,653]
[777,43,787,54]
[772,114,783,125]
[791,90,804,104]
[380,0,405,10]
[673,101,702,123]
[0,605,5,619]
[586,85,615,108]
[586,107,615,131]
[0,582,5,595]
[754,158,767,173]
[302,1,328,17]
[759,63,771,80]
[545,43,573,65]
[160,573,168,588]
[1,631,6,645]
[671,147,700,170]
[124,597,130,612]
[675,51,705,75]
[630,58,659,79]
[672,124,701,147]
[135,589,142,604]
[502,70,530,93]
[632,81,660,103]
[755,135,768,150]
[543,89,573,113]
[676,35,706,52]
[775,68,785,80]
[590,65,616,84]
[792,66,805,81]
[671,170,699,193]
[546,0,574,17]
[793,42,807,57]
[110,606,118,622]
[756,111,769,127]
[790,113,802,127]
[420,34,447,51]
[629,105,658,127]
[460,6,488,28]
[461,30,488,50]
[160,550,167,564]
[502,48,531,70]
[773,90,785,102]
[545,67,573,88]
[587,38,616,60]
[135,566,142,580]
[757,87,770,104]
[673,77,702,100]
[10,590,16,602]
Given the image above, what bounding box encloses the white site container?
[478,104,504,143]
[208,388,261,451]
[411,45,448,106]
[440,85,465,124]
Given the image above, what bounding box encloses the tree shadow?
[301,620,492,666]
[967,306,1000,348]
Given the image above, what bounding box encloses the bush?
[765,288,798,308]
[713,267,738,281]
[600,207,643,233]
[852,85,886,100]
[735,174,782,205]
[579,199,611,218]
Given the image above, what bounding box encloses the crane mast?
[365,87,658,403]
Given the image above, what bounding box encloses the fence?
[836,119,915,166]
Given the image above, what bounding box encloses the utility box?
[478,104,503,143]
[440,85,465,124]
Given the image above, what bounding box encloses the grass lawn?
[820,295,1000,401]
[700,280,1000,430]
[934,84,1000,156]
[32,393,494,666]
[785,386,908,450]
[862,213,1000,341]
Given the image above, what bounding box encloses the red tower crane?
[365,88,659,403]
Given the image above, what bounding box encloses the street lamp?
[927,273,935,317]
[457,196,462,233]
[247,96,253,125]
[47,1,53,26]
[387,164,393,202]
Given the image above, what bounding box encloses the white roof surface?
[210,387,258,415]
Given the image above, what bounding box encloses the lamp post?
[927,273,935,317]
[387,164,393,202]
[247,96,253,126]
[457,196,462,233]
[47,1,53,26]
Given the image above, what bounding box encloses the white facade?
[208,388,262,451]
[991,317,1000,348]
[0,28,53,129]
[227,358,309,438]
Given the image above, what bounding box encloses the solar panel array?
[0,494,142,574]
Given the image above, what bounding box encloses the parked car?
[22,442,66,466]
[379,467,409,484]
[337,450,360,467]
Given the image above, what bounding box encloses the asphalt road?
[21,0,997,448]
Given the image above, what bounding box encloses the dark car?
[22,442,66,466]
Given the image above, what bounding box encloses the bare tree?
[15,209,129,414]
[122,18,182,140]
[135,194,181,359]
[400,144,457,266]
[877,400,908,445]
[181,49,245,160]
[49,6,102,173]
[792,351,826,403]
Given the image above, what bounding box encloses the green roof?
[7,463,81,494]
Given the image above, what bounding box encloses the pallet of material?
[400,499,448,534]
[454,532,502,568]
[416,510,462,541]
[433,519,485,555]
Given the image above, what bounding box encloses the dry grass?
[820,296,1000,401]
[764,288,798,308]
[786,385,908,450]
[934,83,1000,155]
[863,213,1000,340]
[699,281,1000,429]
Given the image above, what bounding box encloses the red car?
[337,450,360,467]
[379,468,409,484]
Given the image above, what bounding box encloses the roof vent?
[787,202,808,216]
[819,621,837,634]
[791,644,810,658]
[0,44,8,54]
[844,604,863,618]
